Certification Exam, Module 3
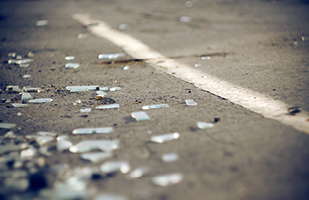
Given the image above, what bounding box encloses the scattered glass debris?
[94,194,128,200]
[179,16,191,23]
[57,135,69,141]
[37,131,57,137]
[0,144,28,155]
[185,1,193,7]
[100,87,109,91]
[78,33,89,39]
[123,65,130,70]
[4,131,16,138]
[12,103,28,108]
[110,87,121,91]
[151,133,179,143]
[29,98,52,103]
[72,127,113,134]
[36,20,49,26]
[0,123,16,129]
[152,173,183,186]
[8,52,16,57]
[194,64,201,67]
[17,112,22,116]
[39,146,51,157]
[100,161,130,174]
[20,146,36,158]
[6,85,23,93]
[57,140,73,151]
[201,56,211,60]
[96,104,120,109]
[80,108,91,113]
[21,93,31,100]
[36,136,54,146]
[119,24,128,30]
[25,135,38,140]
[66,85,99,92]
[69,140,119,153]
[131,111,150,121]
[65,63,80,69]
[8,59,33,65]
[23,87,40,92]
[185,99,197,106]
[162,153,178,162]
[16,55,22,59]
[127,167,149,179]
[96,91,107,96]
[65,56,75,60]
[19,64,29,68]
[98,53,125,59]
[197,122,214,129]
[81,152,112,163]
[142,104,169,110]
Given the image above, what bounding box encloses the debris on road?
[110,87,121,91]
[28,98,53,103]
[123,65,130,70]
[23,74,31,79]
[201,56,211,60]
[162,153,179,162]
[179,16,191,23]
[119,24,128,30]
[151,133,180,143]
[72,127,113,134]
[80,108,91,113]
[131,111,150,121]
[78,33,89,39]
[288,106,301,115]
[57,139,73,151]
[0,123,16,129]
[197,122,214,129]
[8,59,33,65]
[21,93,31,100]
[8,52,16,57]
[98,53,125,59]
[194,64,201,67]
[65,63,80,69]
[185,99,197,106]
[65,56,75,60]
[66,85,99,92]
[100,161,131,174]
[127,166,149,179]
[69,140,119,153]
[81,152,112,163]
[152,173,183,186]
[142,104,169,110]
[36,20,49,26]
[96,104,120,109]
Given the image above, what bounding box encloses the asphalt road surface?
[0,0,309,200]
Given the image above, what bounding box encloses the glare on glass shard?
[95,104,119,110]
[37,131,57,137]
[57,140,73,151]
[194,64,201,67]
[127,167,149,179]
[81,152,112,163]
[151,133,179,143]
[29,98,52,103]
[99,87,109,91]
[65,63,80,69]
[94,194,128,200]
[8,59,33,65]
[72,127,113,134]
[110,87,121,91]
[152,173,183,186]
[98,53,125,59]
[142,104,169,110]
[36,136,53,146]
[21,93,31,100]
[23,74,31,79]
[66,85,99,92]
[201,56,211,60]
[185,99,197,106]
[80,108,91,113]
[123,65,130,70]
[179,16,191,23]
[162,153,178,162]
[131,111,150,121]
[39,146,51,157]
[6,85,23,93]
[96,91,107,96]
[12,103,28,108]
[23,87,40,92]
[19,64,29,68]
[20,147,36,158]
[36,20,48,26]
[69,140,119,153]
[57,135,69,141]
[100,161,130,174]
[197,122,214,129]
[65,56,75,60]
[0,123,16,129]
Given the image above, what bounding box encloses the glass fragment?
[81,152,112,163]
[21,93,31,100]
[119,24,128,30]
[152,173,183,186]
[66,85,99,92]
[19,64,29,67]
[37,131,57,137]
[72,127,113,134]
[36,20,48,26]
[162,153,178,162]
[39,146,51,157]
[8,52,16,57]
[65,63,80,69]
[100,161,130,174]
[151,133,179,143]
[12,103,28,108]
[96,91,107,96]
[127,166,149,179]
[57,135,69,141]
[16,55,22,59]
[78,33,89,39]
[20,146,36,158]
[69,140,119,153]
[29,98,52,103]
[80,108,91,113]
[179,16,191,23]
[110,87,121,91]
[36,136,53,146]
[17,112,22,116]
[0,123,16,129]
[23,87,40,92]
[98,53,125,59]
[197,122,214,129]
[131,111,150,121]
[185,1,193,7]
[185,99,197,106]
[201,56,211,60]
[6,85,23,93]
[65,56,75,60]
[4,131,16,138]
[95,104,119,109]
[142,104,169,110]
[94,194,128,200]
[123,65,130,70]
[99,87,109,91]
[8,59,33,65]
[194,64,201,67]
[57,140,73,151]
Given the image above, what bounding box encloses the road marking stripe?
[72,13,309,134]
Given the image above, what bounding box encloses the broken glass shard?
[20,146,36,158]
[65,63,80,69]
[36,20,48,26]
[69,140,119,153]
[152,173,183,186]
[22,87,40,92]
[37,131,57,137]
[17,112,22,116]
[66,85,99,92]
[80,108,91,113]
[57,135,69,141]
[201,56,211,60]
[110,87,121,91]
[19,64,29,68]
[72,127,113,134]
[0,144,28,155]
[96,91,107,96]
[179,16,191,23]
[8,52,16,57]
[151,133,179,143]
[94,194,128,200]
[12,103,28,108]
[162,153,178,162]
[8,59,33,65]
[29,98,52,103]
[119,24,128,30]
[4,131,16,138]
[142,104,169,110]
[0,123,16,129]
[185,99,197,106]
[123,65,130,70]
[127,167,149,179]
[78,33,89,39]
[65,56,75,60]
[98,53,125,59]
[25,135,38,140]
[197,122,214,129]
[16,55,22,59]
[6,85,23,93]
[57,140,73,151]
[96,104,119,110]
[100,87,109,91]
[195,64,201,67]
[81,152,112,163]
[39,146,51,157]
[131,111,150,121]
[21,93,31,100]
[100,161,130,174]
[36,136,53,146]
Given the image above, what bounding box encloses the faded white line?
[72,13,309,134]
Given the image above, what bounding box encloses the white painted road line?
[72,13,309,134]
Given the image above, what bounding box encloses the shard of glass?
[69,140,119,153]
[151,133,179,143]
[142,104,169,110]
[95,104,119,109]
[81,152,112,163]
[152,173,183,186]
[72,127,113,134]
[197,122,214,129]
[131,111,150,121]
[29,98,52,103]
[100,161,130,174]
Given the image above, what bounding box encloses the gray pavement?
[0,0,309,200]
